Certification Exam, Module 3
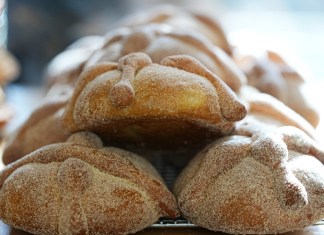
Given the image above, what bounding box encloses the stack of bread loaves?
[1,5,324,235]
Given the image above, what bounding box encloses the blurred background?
[4,0,324,84]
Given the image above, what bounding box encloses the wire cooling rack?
[152,218,197,228]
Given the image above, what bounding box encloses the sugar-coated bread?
[62,52,246,152]
[2,97,70,165]
[0,132,179,235]
[85,23,246,92]
[119,5,232,55]
[45,36,103,89]
[238,86,316,138]
[237,50,319,127]
[174,125,324,234]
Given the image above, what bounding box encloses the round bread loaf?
[174,125,324,234]
[2,96,70,165]
[0,132,179,235]
[62,52,246,152]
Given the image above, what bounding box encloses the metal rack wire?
[152,218,197,228]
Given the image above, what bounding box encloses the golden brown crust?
[0,132,179,235]
[236,50,320,127]
[119,5,232,55]
[160,55,245,121]
[62,52,246,150]
[174,125,324,234]
[85,23,245,92]
[2,97,70,165]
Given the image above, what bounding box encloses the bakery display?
[62,52,246,151]
[174,125,324,234]
[0,132,179,235]
[84,23,246,92]
[119,5,232,55]
[1,4,323,235]
[2,96,70,165]
[236,50,319,127]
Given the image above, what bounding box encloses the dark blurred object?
[7,0,124,84]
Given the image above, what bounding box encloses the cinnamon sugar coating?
[238,86,316,138]
[2,96,70,165]
[0,132,179,235]
[62,52,246,152]
[234,122,324,164]
[85,24,246,92]
[119,5,232,55]
[174,125,324,234]
[45,36,103,90]
[236,50,319,127]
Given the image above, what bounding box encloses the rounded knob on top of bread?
[118,5,232,55]
[84,23,246,92]
[1,5,322,235]
[62,52,247,151]
[174,124,324,234]
[0,132,179,235]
